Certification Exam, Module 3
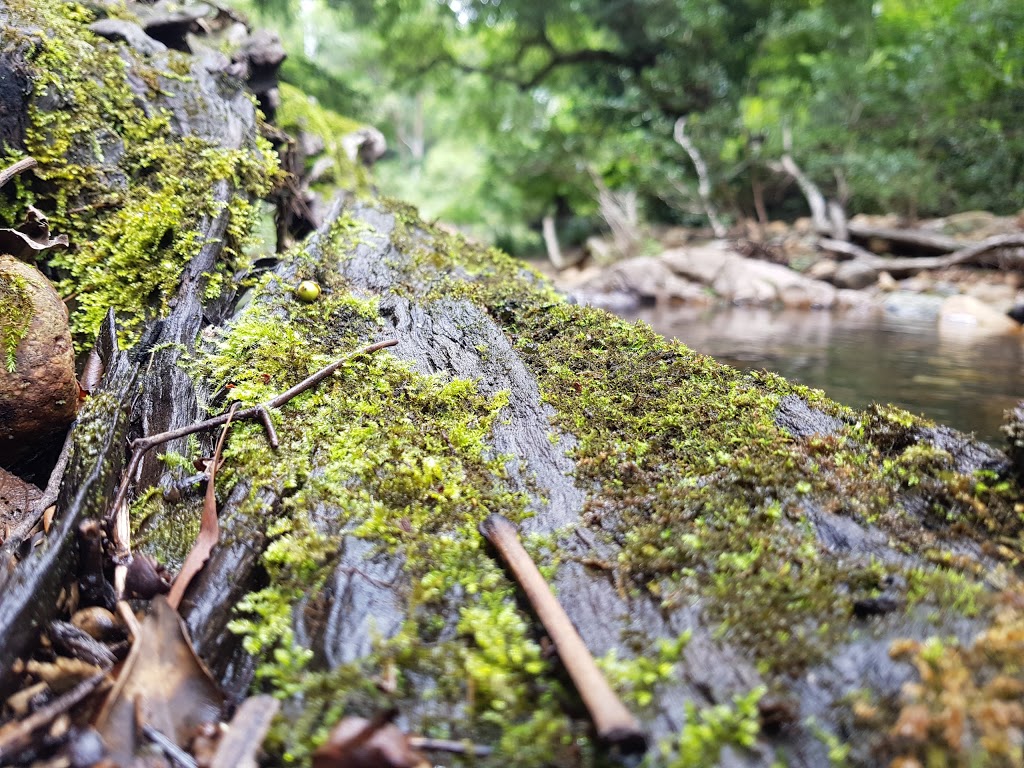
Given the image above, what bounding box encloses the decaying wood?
[820,232,1024,276]
[480,513,647,754]
[210,695,280,768]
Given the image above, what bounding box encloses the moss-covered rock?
[0,253,77,465]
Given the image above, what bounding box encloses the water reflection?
[624,305,1024,445]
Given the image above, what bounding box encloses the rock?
[881,291,945,321]
[1007,302,1024,325]
[877,271,897,292]
[0,255,79,467]
[572,255,706,309]
[832,261,879,289]
[806,259,838,281]
[939,294,1021,335]
[0,466,41,533]
[964,281,1016,308]
[341,126,387,166]
[662,243,838,307]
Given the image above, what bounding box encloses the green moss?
[176,251,587,764]
[0,269,31,372]
[1,0,279,345]
[655,686,766,768]
[276,82,365,191]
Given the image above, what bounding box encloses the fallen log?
[3,4,1024,768]
[820,233,1024,277]
[846,222,964,254]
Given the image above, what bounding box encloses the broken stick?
[479,513,648,755]
[104,339,398,575]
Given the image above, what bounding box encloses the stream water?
[623,305,1024,446]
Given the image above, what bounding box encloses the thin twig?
[0,157,37,190]
[141,722,198,768]
[256,405,278,449]
[104,339,397,563]
[0,673,107,761]
[409,737,493,757]
[480,513,648,754]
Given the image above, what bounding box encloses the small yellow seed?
[295,280,321,302]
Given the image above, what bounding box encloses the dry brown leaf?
[0,206,69,258]
[167,404,236,610]
[93,596,223,764]
[312,711,429,768]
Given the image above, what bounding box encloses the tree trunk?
[3,5,1024,768]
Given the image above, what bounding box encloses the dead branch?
[820,233,1024,276]
[103,339,398,569]
[0,157,37,190]
[479,513,647,754]
[845,222,962,254]
[673,117,727,238]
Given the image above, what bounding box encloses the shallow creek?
[622,304,1024,445]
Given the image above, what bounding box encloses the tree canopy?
[243,0,1024,251]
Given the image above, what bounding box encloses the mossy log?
[2,3,1024,768]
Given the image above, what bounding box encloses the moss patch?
[0,0,278,345]
[0,268,31,372]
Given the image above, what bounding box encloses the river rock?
[938,294,1021,335]
[572,255,707,309]
[0,255,79,467]
[832,260,879,289]
[662,242,838,307]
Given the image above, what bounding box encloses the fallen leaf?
[94,596,223,764]
[0,206,69,258]
[313,711,429,768]
[167,403,236,610]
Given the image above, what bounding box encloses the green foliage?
[234,0,1024,246]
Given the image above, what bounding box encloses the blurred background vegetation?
[234,0,1024,255]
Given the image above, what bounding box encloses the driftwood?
[820,232,1024,277]
[3,4,1024,768]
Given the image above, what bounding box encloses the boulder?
[662,243,838,307]
[939,294,1021,335]
[832,260,879,289]
[0,255,79,467]
[572,255,707,309]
